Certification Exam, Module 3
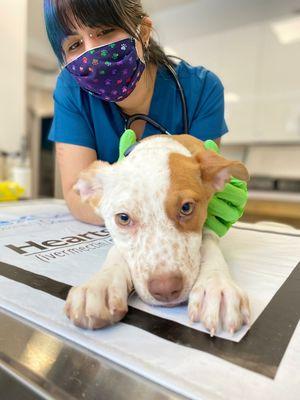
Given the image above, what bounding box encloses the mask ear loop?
[134,22,150,64]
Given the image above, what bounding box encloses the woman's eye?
[180,202,195,216]
[97,28,115,37]
[66,29,114,53]
[116,213,131,226]
[68,40,82,52]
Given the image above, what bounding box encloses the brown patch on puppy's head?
[166,135,249,232]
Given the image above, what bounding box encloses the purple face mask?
[65,37,145,102]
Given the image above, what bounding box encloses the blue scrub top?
[49,60,228,163]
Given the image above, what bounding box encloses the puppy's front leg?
[188,229,250,336]
[65,246,133,329]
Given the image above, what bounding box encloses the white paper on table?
[0,201,299,343]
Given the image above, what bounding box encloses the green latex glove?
[118,129,137,162]
[204,139,248,237]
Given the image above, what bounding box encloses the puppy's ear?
[172,134,249,191]
[195,150,249,191]
[73,161,109,208]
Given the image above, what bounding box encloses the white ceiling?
[143,0,300,20]
[151,0,300,44]
[142,0,198,15]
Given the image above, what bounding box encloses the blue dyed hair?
[43,0,171,66]
[44,0,68,64]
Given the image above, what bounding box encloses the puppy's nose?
[148,273,183,303]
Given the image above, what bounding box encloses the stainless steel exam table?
[0,308,185,400]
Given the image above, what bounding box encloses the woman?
[44,0,228,225]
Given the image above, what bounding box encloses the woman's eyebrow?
[63,25,111,42]
[65,26,103,38]
[67,31,80,37]
[63,33,80,43]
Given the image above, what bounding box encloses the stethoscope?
[123,61,189,136]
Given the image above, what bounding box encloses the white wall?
[0,0,27,153]
[27,0,56,68]
[165,20,300,145]
[151,0,300,145]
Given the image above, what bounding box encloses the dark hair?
[44,0,172,67]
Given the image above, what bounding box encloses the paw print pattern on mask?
[66,37,145,102]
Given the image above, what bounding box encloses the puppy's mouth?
[156,300,186,308]
[148,292,189,308]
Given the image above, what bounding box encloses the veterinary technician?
[44,0,228,226]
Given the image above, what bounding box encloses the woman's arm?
[214,138,221,147]
[56,142,104,225]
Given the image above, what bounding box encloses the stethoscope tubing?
[126,114,171,135]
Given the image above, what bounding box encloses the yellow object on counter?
[0,181,24,202]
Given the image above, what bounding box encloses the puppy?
[65,134,250,336]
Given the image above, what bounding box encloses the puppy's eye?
[180,202,195,216]
[116,213,131,226]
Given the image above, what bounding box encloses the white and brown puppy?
[66,134,250,336]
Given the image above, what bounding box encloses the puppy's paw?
[188,276,250,336]
[65,278,128,329]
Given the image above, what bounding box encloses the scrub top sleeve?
[48,75,96,150]
[189,71,228,141]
